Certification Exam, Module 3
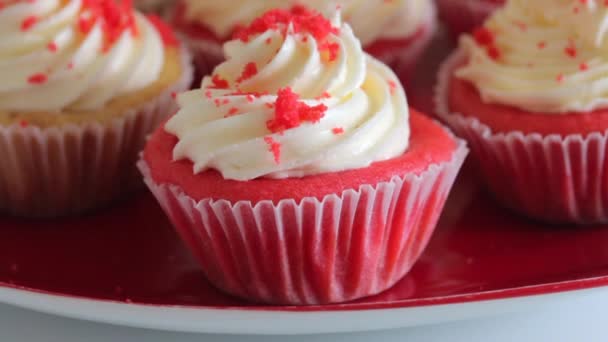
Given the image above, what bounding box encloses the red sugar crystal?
[264,136,282,164]
[27,73,47,85]
[211,75,229,89]
[236,62,258,83]
[266,87,327,133]
[234,5,340,62]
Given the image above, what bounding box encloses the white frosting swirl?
[456,0,608,113]
[308,0,435,45]
[166,14,410,181]
[181,0,434,45]
[0,0,165,112]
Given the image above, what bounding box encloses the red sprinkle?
[77,0,139,53]
[266,87,327,133]
[565,45,577,58]
[47,41,58,52]
[264,136,282,164]
[27,73,47,85]
[473,27,494,46]
[225,107,240,118]
[234,5,340,62]
[211,75,230,89]
[21,15,38,31]
[236,62,258,83]
[486,45,501,60]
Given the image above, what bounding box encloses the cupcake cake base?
[139,111,467,305]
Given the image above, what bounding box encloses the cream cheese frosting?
[180,0,434,45]
[166,9,410,181]
[0,0,165,112]
[456,0,608,113]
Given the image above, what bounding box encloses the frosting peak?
[166,7,410,181]
[0,0,166,112]
[180,0,434,45]
[456,0,608,113]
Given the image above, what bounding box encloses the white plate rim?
[1,281,608,335]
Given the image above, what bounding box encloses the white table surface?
[1,290,607,342]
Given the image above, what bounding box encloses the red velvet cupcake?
[437,0,504,39]
[168,1,437,81]
[436,0,608,223]
[141,8,467,305]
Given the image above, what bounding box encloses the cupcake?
[168,1,437,80]
[140,8,467,305]
[0,0,192,217]
[437,0,504,38]
[436,0,608,223]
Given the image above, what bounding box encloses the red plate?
[1,30,608,334]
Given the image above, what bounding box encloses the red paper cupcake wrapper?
[437,0,501,38]
[436,49,608,224]
[0,46,193,218]
[138,141,467,305]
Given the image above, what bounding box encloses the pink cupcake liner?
[436,49,608,224]
[138,141,468,305]
[0,46,193,218]
[437,0,503,38]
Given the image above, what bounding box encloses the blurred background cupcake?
[436,0,504,39]
[135,0,172,13]
[0,0,192,217]
[436,0,608,223]
[168,0,437,83]
[141,7,466,304]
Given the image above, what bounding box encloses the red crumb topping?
[233,5,341,62]
[19,120,29,128]
[472,26,500,61]
[236,62,258,83]
[21,15,38,31]
[565,44,577,58]
[332,127,344,135]
[266,87,327,133]
[211,75,230,89]
[27,73,47,85]
[264,136,282,164]
[78,0,139,53]
[146,14,178,47]
[47,41,58,52]
[225,107,240,118]
[473,27,494,46]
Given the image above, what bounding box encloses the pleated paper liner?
[0,46,193,218]
[138,141,468,305]
[436,49,608,224]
